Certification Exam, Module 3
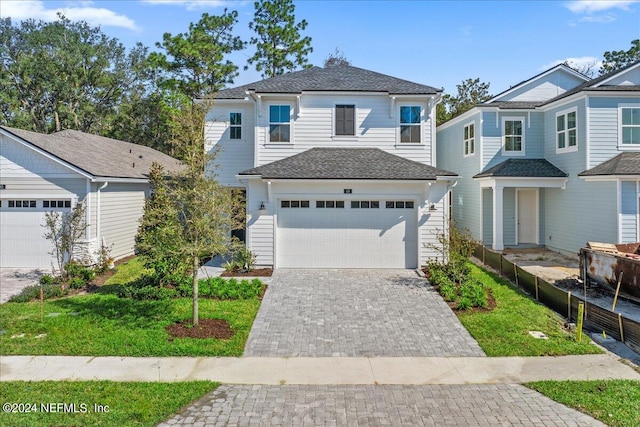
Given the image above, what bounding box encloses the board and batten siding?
[255,94,434,167]
[205,102,255,186]
[98,183,149,260]
[436,112,482,240]
[620,181,639,243]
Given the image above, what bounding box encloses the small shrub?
[64,262,95,283]
[68,277,85,289]
[39,274,55,285]
[117,276,178,300]
[224,248,257,272]
[182,277,263,300]
[456,296,472,310]
[8,284,68,303]
[460,279,487,308]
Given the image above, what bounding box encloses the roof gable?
[1,126,182,180]
[593,61,640,87]
[488,64,588,104]
[239,148,456,181]
[216,65,441,99]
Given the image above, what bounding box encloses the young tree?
[150,10,245,100]
[136,102,243,325]
[600,39,640,75]
[247,0,313,78]
[323,47,350,67]
[42,202,87,276]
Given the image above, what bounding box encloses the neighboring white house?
[206,65,458,269]
[437,61,640,256]
[0,126,182,269]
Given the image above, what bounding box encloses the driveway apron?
[244,269,485,357]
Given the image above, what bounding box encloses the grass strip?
[527,380,640,427]
[456,263,602,356]
[0,380,217,427]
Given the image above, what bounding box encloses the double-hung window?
[556,109,577,152]
[464,123,475,156]
[229,112,242,140]
[620,106,640,146]
[269,105,291,143]
[335,105,355,136]
[503,118,524,154]
[400,106,421,143]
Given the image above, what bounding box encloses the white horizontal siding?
[98,183,148,260]
[1,134,76,177]
[246,181,274,267]
[494,70,584,102]
[419,182,448,265]
[620,181,638,243]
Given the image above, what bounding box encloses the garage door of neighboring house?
[0,199,71,268]
[276,199,418,268]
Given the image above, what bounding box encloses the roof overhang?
[235,176,438,184]
[475,176,568,189]
[579,174,640,182]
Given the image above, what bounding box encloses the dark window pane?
[43,201,50,208]
[9,201,15,207]
[230,112,241,125]
[65,200,71,208]
[351,201,359,209]
[371,201,379,208]
[230,127,241,139]
[316,201,325,208]
[291,201,300,208]
[281,201,290,208]
[396,201,405,208]
[386,201,394,208]
[301,201,309,208]
[326,200,335,208]
[567,112,576,129]
[336,201,344,208]
[406,201,414,208]
[361,201,370,208]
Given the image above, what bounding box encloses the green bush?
[64,262,95,283]
[178,277,263,300]
[223,249,257,272]
[69,277,85,289]
[460,279,487,308]
[39,274,55,285]
[8,284,68,303]
[116,275,179,300]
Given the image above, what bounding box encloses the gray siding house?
[437,62,640,256]
[0,126,182,269]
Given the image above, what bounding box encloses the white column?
[492,184,504,251]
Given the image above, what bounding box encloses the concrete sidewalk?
[2,354,638,384]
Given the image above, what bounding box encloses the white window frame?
[463,122,475,157]
[268,104,293,144]
[399,105,422,144]
[501,117,525,156]
[229,111,243,141]
[556,107,578,154]
[618,103,640,150]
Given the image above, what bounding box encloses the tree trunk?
[192,255,199,326]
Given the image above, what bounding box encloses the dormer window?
[335,105,355,136]
[269,105,291,143]
[400,106,421,143]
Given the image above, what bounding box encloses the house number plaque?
[343,189,352,194]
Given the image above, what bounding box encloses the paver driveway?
[244,269,485,357]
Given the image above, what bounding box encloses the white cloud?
[0,1,138,30]
[579,13,617,22]
[540,56,603,74]
[565,0,638,13]
[141,0,240,10]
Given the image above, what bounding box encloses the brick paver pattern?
[158,384,605,427]
[244,269,485,357]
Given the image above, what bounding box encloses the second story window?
[335,105,355,136]
[230,112,242,140]
[621,107,640,145]
[503,118,524,154]
[269,105,291,143]
[464,123,475,156]
[556,109,577,152]
[400,106,421,143]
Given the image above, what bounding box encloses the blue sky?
[1,0,639,95]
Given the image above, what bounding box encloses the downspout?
[96,181,109,248]
[85,179,92,240]
[432,93,443,167]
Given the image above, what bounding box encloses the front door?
[517,189,538,244]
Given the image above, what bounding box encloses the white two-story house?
[437,61,640,256]
[206,65,458,269]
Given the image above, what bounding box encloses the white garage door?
[277,199,417,268]
[0,199,71,268]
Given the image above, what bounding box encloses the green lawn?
[0,258,261,356]
[456,263,603,357]
[527,380,640,427]
[0,381,218,427]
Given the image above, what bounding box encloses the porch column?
[492,184,504,251]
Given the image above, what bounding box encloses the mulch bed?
[220,268,273,277]
[165,318,234,339]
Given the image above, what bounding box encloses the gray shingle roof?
[579,152,640,176]
[473,159,568,178]
[2,126,182,179]
[481,101,545,109]
[239,148,457,180]
[216,65,441,99]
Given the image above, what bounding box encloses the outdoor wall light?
[429,204,437,211]
[259,202,267,213]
